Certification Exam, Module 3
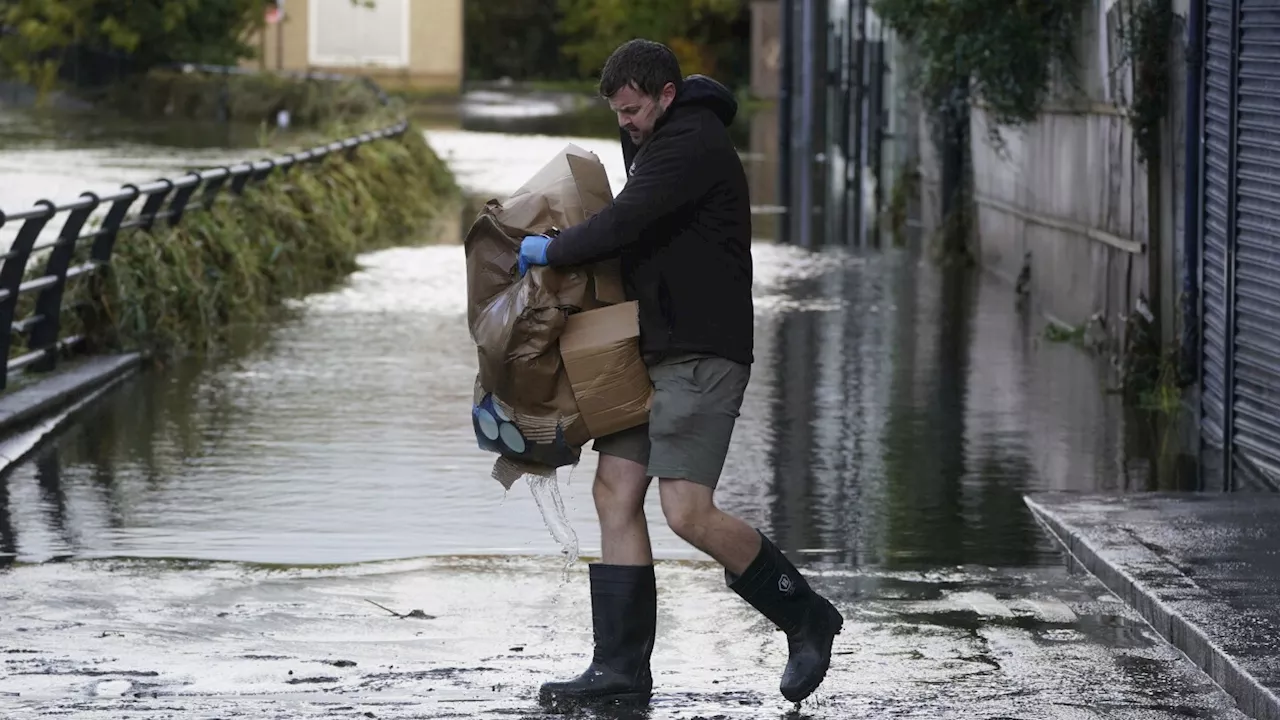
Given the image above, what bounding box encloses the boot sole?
[781,607,845,704]
[538,689,653,709]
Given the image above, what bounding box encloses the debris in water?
[287,676,339,685]
[364,599,437,620]
[526,473,579,574]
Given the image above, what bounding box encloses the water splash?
[526,474,579,578]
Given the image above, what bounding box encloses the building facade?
[247,0,463,92]
[770,0,903,249]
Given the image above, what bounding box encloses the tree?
[555,0,747,81]
[871,0,1080,130]
[463,0,577,82]
[0,0,268,98]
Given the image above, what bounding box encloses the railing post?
[250,159,276,186]
[137,180,174,231]
[89,186,140,264]
[229,165,255,195]
[0,201,56,390]
[30,193,100,373]
[200,168,232,209]
[344,135,364,161]
[165,173,204,226]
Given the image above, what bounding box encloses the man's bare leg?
[594,454,653,565]
[538,453,656,709]
[656,477,759,574]
[658,477,843,704]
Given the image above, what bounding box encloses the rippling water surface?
[0,98,1183,569]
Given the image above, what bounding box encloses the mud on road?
[0,555,1249,720]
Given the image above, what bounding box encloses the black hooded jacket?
[544,75,754,366]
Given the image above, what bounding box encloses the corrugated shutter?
[1229,0,1280,489]
[1199,0,1280,490]
[1200,0,1234,483]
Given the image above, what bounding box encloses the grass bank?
[16,123,458,361]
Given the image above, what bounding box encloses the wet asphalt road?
[0,556,1251,719]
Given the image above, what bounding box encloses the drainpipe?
[779,0,794,245]
[1183,0,1203,379]
[850,0,866,247]
[799,0,816,248]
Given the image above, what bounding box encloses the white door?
[308,0,410,68]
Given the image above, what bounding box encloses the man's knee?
[593,453,651,522]
[658,478,715,542]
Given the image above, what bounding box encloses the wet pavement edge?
[1025,493,1280,720]
[0,354,141,472]
[0,354,141,430]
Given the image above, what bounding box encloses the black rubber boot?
[538,563,657,709]
[727,530,844,703]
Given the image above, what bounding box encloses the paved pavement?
[1026,492,1280,720]
[0,554,1252,719]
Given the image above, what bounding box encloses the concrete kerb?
[1024,495,1280,720]
[0,353,142,474]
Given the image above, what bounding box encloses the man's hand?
[518,234,553,276]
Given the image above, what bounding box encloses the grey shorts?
[592,352,750,489]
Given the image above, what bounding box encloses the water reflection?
[0,90,1192,571]
[0,460,13,564]
[423,88,779,240]
[419,88,755,148]
[0,237,1184,568]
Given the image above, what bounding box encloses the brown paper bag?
[466,144,627,483]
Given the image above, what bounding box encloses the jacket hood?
[670,74,737,127]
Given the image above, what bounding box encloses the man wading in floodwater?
[518,39,844,708]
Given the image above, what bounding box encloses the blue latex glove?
[518,234,553,276]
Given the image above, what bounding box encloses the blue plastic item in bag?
[472,392,579,468]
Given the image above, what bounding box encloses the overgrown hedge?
[28,124,458,360]
[96,68,396,128]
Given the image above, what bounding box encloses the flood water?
[0,89,1230,720]
[0,105,283,213]
[0,91,1185,568]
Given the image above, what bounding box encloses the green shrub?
[96,68,398,129]
[27,124,460,359]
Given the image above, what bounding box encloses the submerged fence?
[0,68,408,392]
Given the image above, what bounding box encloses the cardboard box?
[467,142,650,481]
[559,301,653,439]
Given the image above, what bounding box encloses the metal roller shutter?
[1228,0,1280,489]
[1199,0,1235,483]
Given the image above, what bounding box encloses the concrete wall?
[961,0,1188,348]
[970,0,1137,336]
[751,1,782,100]
[249,0,463,92]
[971,104,1148,332]
[917,111,942,240]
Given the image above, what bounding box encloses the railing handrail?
[0,65,409,389]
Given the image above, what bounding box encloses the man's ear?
[660,81,677,109]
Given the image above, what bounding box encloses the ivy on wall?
[871,0,1084,132]
[873,0,1174,168]
[1117,0,1173,166]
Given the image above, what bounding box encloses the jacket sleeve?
[545,130,708,267]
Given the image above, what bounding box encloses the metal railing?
[0,66,409,392]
